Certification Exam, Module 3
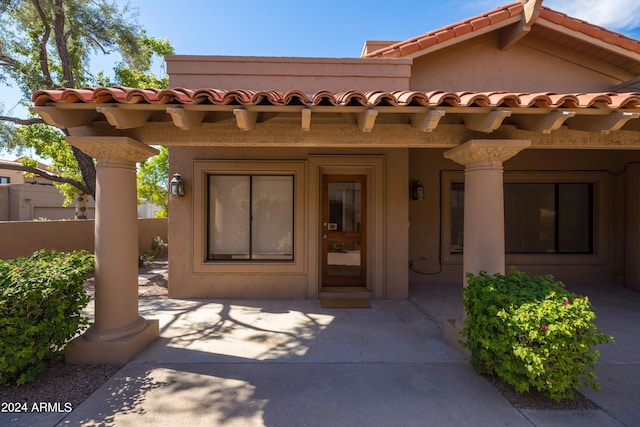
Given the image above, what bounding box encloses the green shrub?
[0,250,94,385]
[461,268,613,401]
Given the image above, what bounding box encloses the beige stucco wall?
[0,218,167,260]
[168,146,408,299]
[167,56,412,92]
[410,33,633,92]
[0,169,25,184]
[3,184,95,221]
[0,186,8,221]
[409,148,640,287]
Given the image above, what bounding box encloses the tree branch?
[0,160,90,195]
[53,0,74,88]
[30,0,55,88]
[0,53,17,67]
[0,115,46,126]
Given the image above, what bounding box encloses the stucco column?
[65,137,160,365]
[86,158,146,339]
[442,139,530,354]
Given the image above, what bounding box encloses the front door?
[321,175,366,287]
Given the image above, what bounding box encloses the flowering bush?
[0,250,94,385]
[461,268,613,401]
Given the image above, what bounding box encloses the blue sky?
[121,0,640,57]
[4,0,640,120]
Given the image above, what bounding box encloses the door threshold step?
[319,287,371,299]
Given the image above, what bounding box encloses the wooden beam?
[511,110,575,134]
[166,108,206,130]
[410,110,446,132]
[463,111,512,133]
[501,0,543,50]
[31,106,99,128]
[301,107,311,131]
[96,106,152,129]
[357,109,378,132]
[233,108,258,131]
[568,112,640,134]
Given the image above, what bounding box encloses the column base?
[443,319,471,359]
[65,319,159,365]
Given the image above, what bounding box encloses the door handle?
[322,235,327,239]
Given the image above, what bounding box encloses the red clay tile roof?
[362,3,640,59]
[31,87,640,110]
[363,2,523,58]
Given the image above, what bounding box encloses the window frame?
[207,174,295,262]
[503,182,593,254]
[193,161,306,274]
[441,170,610,266]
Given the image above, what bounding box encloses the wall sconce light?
[413,180,424,201]
[170,173,185,197]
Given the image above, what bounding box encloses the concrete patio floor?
[3,277,638,426]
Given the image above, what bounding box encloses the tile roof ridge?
[362,2,523,59]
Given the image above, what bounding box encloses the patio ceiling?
[32,87,640,135]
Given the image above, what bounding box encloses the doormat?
[320,298,371,309]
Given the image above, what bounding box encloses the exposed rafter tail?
[501,0,543,50]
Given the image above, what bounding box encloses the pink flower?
[17,268,23,273]
[540,325,548,331]
[564,300,571,305]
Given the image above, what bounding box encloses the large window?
[208,175,294,261]
[450,182,593,254]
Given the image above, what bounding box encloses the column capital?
[444,139,531,168]
[67,136,159,163]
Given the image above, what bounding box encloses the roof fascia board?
[402,14,522,59]
[536,18,640,62]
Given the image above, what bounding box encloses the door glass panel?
[328,181,361,232]
[325,180,363,281]
[327,240,361,277]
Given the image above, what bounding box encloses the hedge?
[461,268,613,401]
[0,250,94,385]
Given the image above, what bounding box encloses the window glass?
[209,175,250,259]
[450,182,465,253]
[505,183,555,253]
[208,175,293,261]
[450,182,593,254]
[557,183,592,253]
[252,176,294,259]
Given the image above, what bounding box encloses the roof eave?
[535,18,640,63]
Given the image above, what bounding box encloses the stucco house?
[0,160,96,220]
[31,0,640,363]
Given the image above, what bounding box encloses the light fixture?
[413,180,424,201]
[170,173,185,197]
